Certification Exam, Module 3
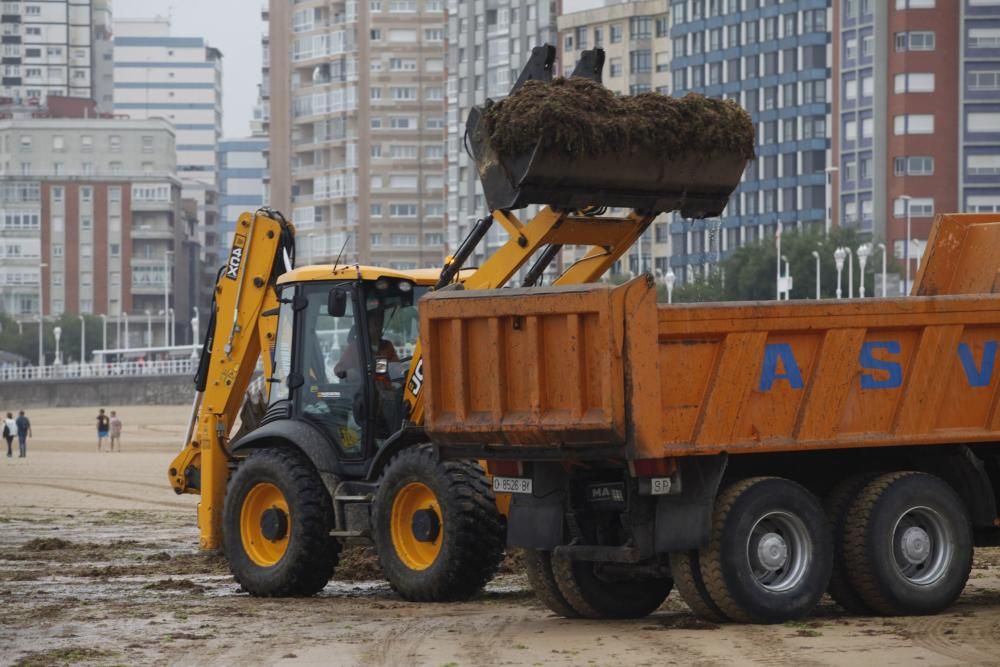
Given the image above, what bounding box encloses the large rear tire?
[222,447,339,596]
[372,445,504,601]
[551,556,672,619]
[824,473,878,615]
[523,549,580,618]
[669,550,729,622]
[843,471,972,616]
[700,477,832,624]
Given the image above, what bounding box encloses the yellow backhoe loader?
[167,45,751,600]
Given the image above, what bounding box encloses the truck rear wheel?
[551,556,672,619]
[669,550,729,622]
[824,473,879,615]
[843,471,973,616]
[700,477,832,624]
[523,550,580,618]
[222,447,339,596]
[372,445,504,601]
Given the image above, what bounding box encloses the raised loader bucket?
[466,45,754,218]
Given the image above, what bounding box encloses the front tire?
[843,471,972,616]
[372,445,504,601]
[700,477,832,624]
[223,447,339,596]
[551,556,672,619]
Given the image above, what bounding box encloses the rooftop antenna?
[332,233,350,274]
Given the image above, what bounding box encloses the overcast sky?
[115,0,263,139]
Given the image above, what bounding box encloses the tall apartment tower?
[669,0,832,283]
[445,0,557,265]
[112,18,223,309]
[558,2,672,277]
[832,0,1000,292]
[0,0,113,110]
[266,0,447,270]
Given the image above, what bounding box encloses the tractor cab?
[269,266,430,468]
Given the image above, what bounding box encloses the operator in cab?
[334,298,398,382]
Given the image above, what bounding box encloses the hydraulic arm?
[168,209,295,549]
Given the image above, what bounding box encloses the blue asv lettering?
[860,341,903,389]
[958,341,998,388]
[759,343,804,391]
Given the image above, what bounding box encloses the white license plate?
[492,476,532,494]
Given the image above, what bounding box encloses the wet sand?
[2,405,1000,666]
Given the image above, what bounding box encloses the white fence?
[0,358,197,382]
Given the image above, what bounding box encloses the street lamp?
[825,166,839,234]
[79,314,86,364]
[168,307,175,347]
[877,243,887,298]
[100,314,107,360]
[834,247,846,299]
[145,309,152,349]
[857,244,871,298]
[781,255,791,300]
[900,195,912,295]
[123,312,130,352]
[847,246,854,299]
[811,250,821,299]
[37,261,48,366]
[665,268,676,304]
[53,325,62,365]
[163,250,173,346]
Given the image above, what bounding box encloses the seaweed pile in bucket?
[479,77,756,162]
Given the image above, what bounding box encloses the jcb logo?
[226,234,246,280]
[408,358,424,397]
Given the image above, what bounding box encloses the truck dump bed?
[423,214,1000,461]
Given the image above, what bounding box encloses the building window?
[968,154,1000,176]
[141,136,154,152]
[894,156,935,176]
[894,72,935,93]
[896,31,935,51]
[968,112,1000,132]
[894,197,934,218]
[896,0,935,7]
[609,57,622,77]
[576,27,587,50]
[371,233,382,246]
[370,204,382,217]
[610,24,622,43]
[969,70,1000,91]
[389,203,417,217]
[109,135,121,152]
[630,17,651,40]
[629,50,651,74]
[81,186,92,202]
[110,243,120,257]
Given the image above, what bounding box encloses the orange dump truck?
[421,213,1000,624]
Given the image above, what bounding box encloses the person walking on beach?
[15,410,31,458]
[96,408,110,452]
[109,411,122,452]
[3,412,15,458]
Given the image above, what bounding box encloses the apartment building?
[669,0,832,283]
[217,136,267,257]
[0,111,195,347]
[445,0,557,267]
[558,1,672,276]
[113,17,223,309]
[265,0,447,270]
[831,0,1000,292]
[0,0,113,111]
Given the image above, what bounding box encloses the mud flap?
[506,462,567,550]
[654,454,727,552]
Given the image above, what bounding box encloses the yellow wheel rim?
[240,482,291,567]
[390,482,443,571]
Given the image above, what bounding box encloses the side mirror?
[374,357,389,375]
[328,288,348,317]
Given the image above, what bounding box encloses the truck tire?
[843,471,973,616]
[523,549,580,618]
[372,445,504,602]
[222,447,339,596]
[669,550,729,622]
[824,473,879,615]
[700,477,832,624]
[551,556,673,619]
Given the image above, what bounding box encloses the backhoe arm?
[168,209,295,549]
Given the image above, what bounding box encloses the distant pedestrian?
[109,411,122,452]
[3,412,14,458]
[96,408,110,452]
[15,410,30,458]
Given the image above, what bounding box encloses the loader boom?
[168,210,294,549]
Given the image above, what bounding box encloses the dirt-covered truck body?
[422,213,1000,623]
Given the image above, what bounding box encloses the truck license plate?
[492,476,532,494]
